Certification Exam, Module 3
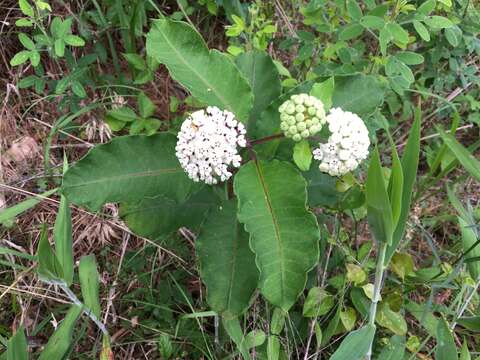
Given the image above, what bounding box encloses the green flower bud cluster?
[278,94,326,142]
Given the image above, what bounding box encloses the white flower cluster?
[175,106,246,185]
[312,108,370,177]
[278,94,326,142]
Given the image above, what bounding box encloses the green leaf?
[340,307,357,331]
[321,304,341,346]
[303,287,334,317]
[6,327,28,360]
[15,18,33,27]
[37,225,64,282]
[385,110,420,263]
[376,303,408,335]
[17,75,37,88]
[386,23,409,44]
[0,188,57,224]
[424,16,454,29]
[19,0,34,17]
[395,51,424,65]
[379,27,392,55]
[460,340,471,360]
[235,50,281,127]
[435,318,458,360]
[122,53,146,70]
[293,140,312,171]
[146,19,253,122]
[417,0,436,15]
[360,15,385,30]
[79,254,101,319]
[54,38,65,57]
[347,0,363,20]
[267,336,280,360]
[63,34,85,47]
[222,318,251,360]
[234,160,319,311]
[270,308,286,335]
[338,23,364,41]
[310,77,334,111]
[107,107,138,122]
[445,26,462,47]
[390,253,414,281]
[63,133,195,211]
[346,263,367,286]
[413,20,430,41]
[388,141,404,228]
[71,81,86,98]
[458,217,480,280]
[377,336,406,360]
[38,305,83,360]
[120,187,216,240]
[29,50,40,67]
[329,325,376,360]
[196,200,258,318]
[332,74,384,116]
[438,128,480,182]
[366,147,394,244]
[10,51,30,66]
[137,92,156,118]
[18,33,35,50]
[54,195,74,286]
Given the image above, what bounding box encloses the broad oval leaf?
[121,187,217,240]
[235,50,281,128]
[332,74,384,116]
[63,133,195,211]
[234,160,319,311]
[329,325,376,360]
[196,200,259,318]
[146,19,253,122]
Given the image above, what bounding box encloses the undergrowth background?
[1,0,480,359]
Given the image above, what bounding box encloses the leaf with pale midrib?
[63,133,195,211]
[234,160,319,311]
[235,50,281,128]
[146,19,253,122]
[196,200,258,318]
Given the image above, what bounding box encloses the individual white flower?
[175,106,246,185]
[278,93,326,141]
[313,107,370,177]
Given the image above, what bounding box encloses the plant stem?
[366,241,388,360]
[56,282,109,336]
[248,133,284,146]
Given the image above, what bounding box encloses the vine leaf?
[234,160,319,311]
[146,19,253,122]
[63,133,196,211]
[196,200,259,318]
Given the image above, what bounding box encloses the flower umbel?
[175,106,246,185]
[278,93,326,142]
[313,107,370,176]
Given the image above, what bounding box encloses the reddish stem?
[248,133,284,146]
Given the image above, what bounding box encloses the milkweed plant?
[22,17,424,360]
